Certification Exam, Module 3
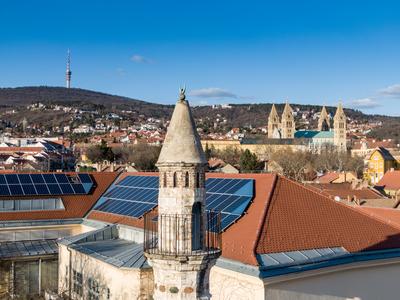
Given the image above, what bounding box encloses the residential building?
[365,147,399,184]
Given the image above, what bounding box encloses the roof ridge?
[252,173,278,266]
[281,176,400,232]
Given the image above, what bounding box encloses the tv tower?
[66,49,72,88]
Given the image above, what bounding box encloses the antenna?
[66,49,72,88]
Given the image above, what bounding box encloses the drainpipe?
[38,258,42,296]
[10,261,15,299]
[67,247,72,299]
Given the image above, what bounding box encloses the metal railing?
[144,211,221,256]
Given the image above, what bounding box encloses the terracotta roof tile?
[256,176,400,257]
[88,172,400,267]
[377,170,400,191]
[356,207,400,230]
[314,172,339,184]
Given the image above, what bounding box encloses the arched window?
[185,172,189,188]
[196,172,200,188]
[173,172,177,188]
[163,172,167,188]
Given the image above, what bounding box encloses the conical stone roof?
[334,102,345,119]
[157,89,207,166]
[268,104,279,121]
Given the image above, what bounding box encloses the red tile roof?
[356,207,400,230]
[255,177,400,258]
[87,172,400,267]
[314,172,339,184]
[0,172,118,221]
[308,183,385,200]
[377,170,400,191]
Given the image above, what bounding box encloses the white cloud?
[380,83,400,97]
[189,88,238,99]
[348,98,381,109]
[130,54,153,64]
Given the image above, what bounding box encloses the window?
[88,278,100,300]
[173,172,177,188]
[185,172,189,188]
[163,173,167,188]
[0,198,64,212]
[72,269,83,296]
[196,173,200,188]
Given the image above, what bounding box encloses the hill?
[0,86,399,141]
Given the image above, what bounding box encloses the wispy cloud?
[116,67,126,76]
[380,83,400,97]
[130,54,153,64]
[189,88,238,99]
[348,98,381,109]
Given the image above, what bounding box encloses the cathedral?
[267,102,347,152]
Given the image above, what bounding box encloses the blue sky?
[1,1,400,115]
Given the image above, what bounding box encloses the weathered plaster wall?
[58,244,153,300]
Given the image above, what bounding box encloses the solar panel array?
[205,178,254,230]
[94,176,158,218]
[0,173,93,196]
[94,175,254,230]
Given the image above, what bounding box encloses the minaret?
[145,88,220,300]
[333,102,347,151]
[280,101,295,139]
[318,106,331,131]
[66,49,72,88]
[268,104,280,138]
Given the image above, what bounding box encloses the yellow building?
[365,147,399,184]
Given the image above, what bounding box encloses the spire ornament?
[179,86,186,101]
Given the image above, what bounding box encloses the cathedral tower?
[334,102,347,151]
[268,104,281,138]
[318,106,331,131]
[280,102,295,139]
[145,88,220,300]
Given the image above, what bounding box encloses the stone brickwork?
[146,90,220,300]
[333,103,347,152]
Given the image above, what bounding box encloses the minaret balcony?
[143,211,221,260]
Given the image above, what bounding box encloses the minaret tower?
[280,101,295,139]
[268,104,280,138]
[333,102,347,151]
[145,88,220,300]
[318,106,331,131]
[66,49,72,88]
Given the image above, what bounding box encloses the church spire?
[280,101,295,139]
[318,106,331,131]
[334,101,347,151]
[268,104,280,139]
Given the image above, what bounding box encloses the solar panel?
[94,176,158,218]
[94,175,254,230]
[0,173,94,196]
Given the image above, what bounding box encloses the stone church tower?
[333,102,347,151]
[280,102,295,139]
[268,104,280,138]
[145,88,220,300]
[318,106,331,131]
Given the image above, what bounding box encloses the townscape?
[2,2,400,300]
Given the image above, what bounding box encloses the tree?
[112,144,161,171]
[239,149,261,172]
[86,140,114,163]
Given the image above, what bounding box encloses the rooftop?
[376,170,400,191]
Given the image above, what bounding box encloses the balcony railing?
[143,211,221,256]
